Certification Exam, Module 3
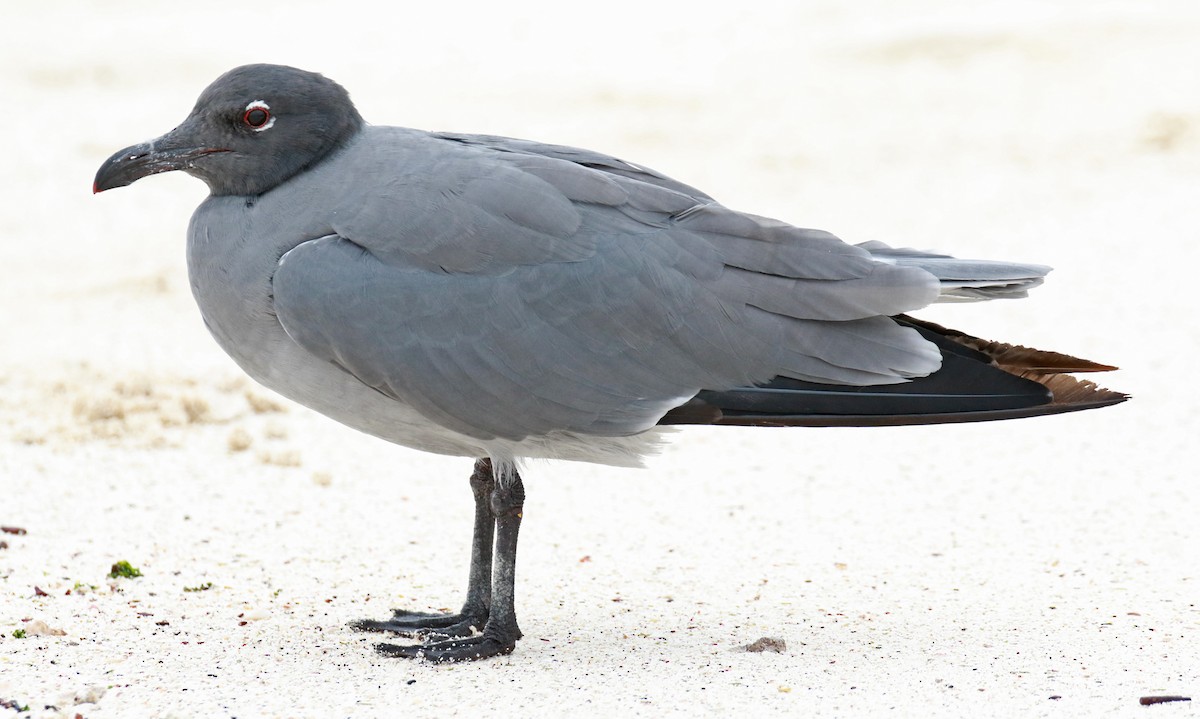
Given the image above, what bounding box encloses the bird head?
[94,64,364,197]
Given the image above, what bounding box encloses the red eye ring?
[243,106,271,129]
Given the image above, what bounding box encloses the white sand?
[2,1,1197,716]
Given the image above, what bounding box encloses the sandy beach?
[2,1,1197,716]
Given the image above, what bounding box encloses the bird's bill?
[93,133,228,193]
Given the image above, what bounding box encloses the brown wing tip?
[1035,372,1129,409]
[899,315,1120,375]
[1000,352,1118,374]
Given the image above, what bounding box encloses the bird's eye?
[242,101,275,132]
[244,108,269,127]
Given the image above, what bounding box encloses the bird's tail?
[857,240,1052,302]
[659,316,1127,428]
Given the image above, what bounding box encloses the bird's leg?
[378,466,526,662]
[349,458,494,639]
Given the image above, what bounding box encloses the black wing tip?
[659,318,1128,429]
[680,390,1128,428]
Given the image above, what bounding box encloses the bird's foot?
[349,608,488,639]
[374,625,520,663]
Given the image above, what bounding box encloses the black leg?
[374,462,527,662]
[349,459,495,639]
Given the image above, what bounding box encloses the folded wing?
[271,130,1068,442]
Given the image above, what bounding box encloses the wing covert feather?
[268,128,946,441]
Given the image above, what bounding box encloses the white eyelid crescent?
[245,100,276,132]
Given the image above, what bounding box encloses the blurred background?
[2,0,1197,715]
